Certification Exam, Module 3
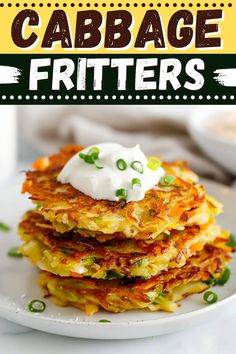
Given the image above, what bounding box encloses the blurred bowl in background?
[188,106,236,175]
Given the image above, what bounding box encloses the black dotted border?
[0,2,233,8]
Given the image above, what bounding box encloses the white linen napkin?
[18,105,230,183]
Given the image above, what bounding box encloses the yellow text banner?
[0,0,234,54]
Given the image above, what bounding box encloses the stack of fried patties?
[19,145,233,315]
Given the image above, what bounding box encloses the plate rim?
[0,288,236,327]
[0,177,235,338]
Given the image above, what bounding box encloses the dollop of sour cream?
[57,143,165,202]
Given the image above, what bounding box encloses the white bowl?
[188,106,236,175]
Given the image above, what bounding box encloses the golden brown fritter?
[22,145,222,238]
[19,211,224,279]
[39,242,232,315]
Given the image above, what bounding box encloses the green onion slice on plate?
[227,234,236,248]
[8,247,23,258]
[216,268,231,286]
[28,300,46,313]
[203,291,218,304]
[0,222,11,232]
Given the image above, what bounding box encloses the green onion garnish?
[147,157,161,171]
[79,152,86,159]
[166,234,173,240]
[59,247,73,255]
[160,174,176,186]
[28,300,46,313]
[216,268,231,286]
[115,188,128,200]
[116,159,127,171]
[105,270,123,279]
[131,161,144,174]
[79,147,99,163]
[8,247,23,258]
[0,222,11,232]
[204,277,215,286]
[79,147,103,169]
[99,319,111,323]
[203,291,218,304]
[227,234,236,248]
[79,154,94,164]
[88,147,99,160]
[136,259,145,267]
[132,178,141,187]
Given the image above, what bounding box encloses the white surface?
[0,174,236,350]
[17,105,230,183]
[1,308,236,354]
[188,106,236,175]
[0,106,17,184]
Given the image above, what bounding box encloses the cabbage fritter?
[19,210,225,280]
[19,211,225,279]
[22,145,222,238]
[39,242,232,315]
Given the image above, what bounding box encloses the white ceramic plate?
[0,177,236,340]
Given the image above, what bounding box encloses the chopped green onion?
[84,155,95,164]
[83,256,97,266]
[147,157,161,171]
[115,188,128,200]
[116,159,127,171]
[105,270,123,279]
[216,268,231,286]
[0,222,11,232]
[79,147,104,169]
[156,293,165,300]
[227,234,236,248]
[203,291,218,304]
[59,247,73,255]
[28,300,46,313]
[136,259,142,267]
[131,161,144,174]
[140,275,151,280]
[160,174,176,186]
[99,319,111,323]
[204,277,215,286]
[88,147,99,159]
[8,247,23,258]
[79,152,87,159]
[79,153,93,164]
[88,147,99,154]
[136,258,148,267]
[166,234,173,240]
[132,178,141,187]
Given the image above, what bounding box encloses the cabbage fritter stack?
[19,145,234,315]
